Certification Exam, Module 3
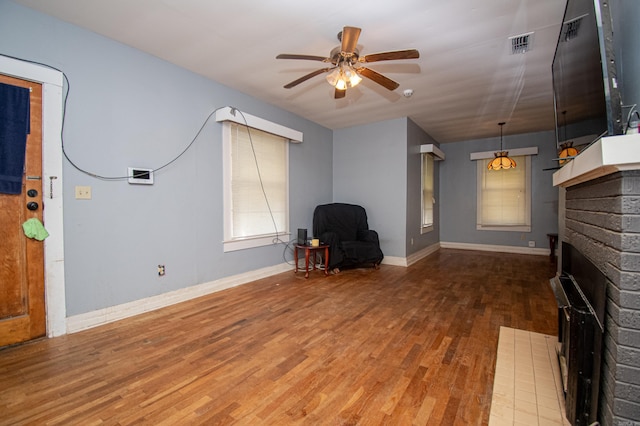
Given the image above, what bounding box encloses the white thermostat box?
[128,167,154,185]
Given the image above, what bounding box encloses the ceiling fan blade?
[334,88,346,99]
[283,68,332,89]
[358,67,400,91]
[277,54,330,62]
[341,26,361,54]
[361,49,420,63]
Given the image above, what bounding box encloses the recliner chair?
[312,203,384,271]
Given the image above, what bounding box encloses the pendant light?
[558,111,578,165]
[558,142,578,165]
[488,122,516,170]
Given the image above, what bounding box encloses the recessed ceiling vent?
[561,15,586,42]
[509,32,534,54]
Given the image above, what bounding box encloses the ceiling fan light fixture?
[488,122,517,170]
[325,67,341,86]
[326,63,362,90]
[345,67,362,87]
[277,26,418,98]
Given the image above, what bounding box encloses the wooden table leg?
[304,247,310,278]
[294,245,299,274]
[324,246,329,276]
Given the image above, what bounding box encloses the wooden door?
[0,74,46,347]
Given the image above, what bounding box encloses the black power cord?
[2,52,290,247]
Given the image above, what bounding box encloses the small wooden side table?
[294,243,329,278]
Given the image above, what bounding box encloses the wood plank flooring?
[0,249,558,425]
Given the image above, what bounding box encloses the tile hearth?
[489,326,570,426]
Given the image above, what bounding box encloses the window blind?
[229,122,287,239]
[478,155,530,229]
[422,153,434,227]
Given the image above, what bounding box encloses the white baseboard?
[381,242,441,267]
[406,242,441,266]
[66,262,293,334]
[440,241,549,256]
[380,256,408,267]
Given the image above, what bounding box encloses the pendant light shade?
[488,122,516,170]
[557,111,578,165]
[558,142,578,165]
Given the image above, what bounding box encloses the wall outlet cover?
[75,186,91,200]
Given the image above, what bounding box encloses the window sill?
[223,233,290,252]
[421,225,434,234]
[476,225,531,232]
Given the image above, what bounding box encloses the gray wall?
[406,119,440,254]
[333,118,407,258]
[332,117,441,259]
[0,1,333,316]
[440,130,559,249]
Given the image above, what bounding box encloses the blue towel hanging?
[0,82,31,195]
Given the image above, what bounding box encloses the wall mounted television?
[552,0,623,149]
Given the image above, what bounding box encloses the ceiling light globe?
[326,68,341,86]
[342,66,361,88]
[348,72,362,87]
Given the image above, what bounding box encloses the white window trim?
[215,107,303,142]
[421,153,435,234]
[476,155,532,232]
[470,146,538,160]
[221,120,292,252]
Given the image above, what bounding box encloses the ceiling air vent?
[509,32,533,54]
[561,15,586,42]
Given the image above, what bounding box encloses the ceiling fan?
[276,26,420,99]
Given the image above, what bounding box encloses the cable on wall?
[1,52,289,247]
[1,52,227,181]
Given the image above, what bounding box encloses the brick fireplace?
[554,135,640,425]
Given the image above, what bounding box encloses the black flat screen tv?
[552,0,623,149]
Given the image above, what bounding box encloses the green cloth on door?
[22,217,49,241]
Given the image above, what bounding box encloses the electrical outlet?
[528,241,535,248]
[75,185,92,200]
[158,265,165,276]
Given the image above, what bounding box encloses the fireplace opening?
[550,242,607,425]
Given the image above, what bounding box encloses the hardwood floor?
[0,249,558,425]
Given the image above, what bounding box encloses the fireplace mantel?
[553,133,640,187]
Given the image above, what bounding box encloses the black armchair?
[313,203,384,271]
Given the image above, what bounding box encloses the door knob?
[27,202,39,211]
[27,189,38,197]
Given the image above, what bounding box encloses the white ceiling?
[14,0,567,143]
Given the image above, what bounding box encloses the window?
[477,155,531,231]
[421,153,434,232]
[223,122,289,251]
